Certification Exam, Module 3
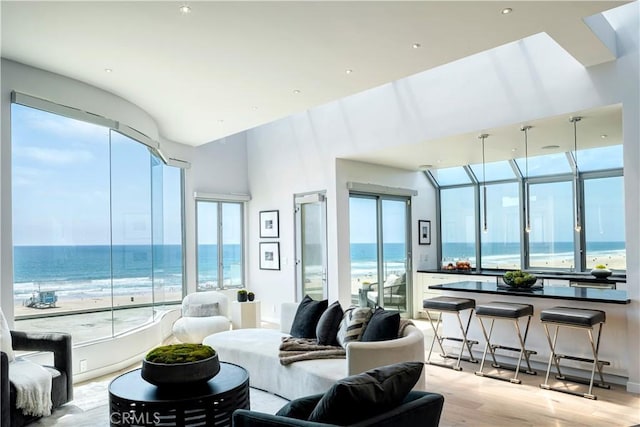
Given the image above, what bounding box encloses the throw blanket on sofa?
[8,359,53,417]
[279,337,346,365]
[398,319,415,337]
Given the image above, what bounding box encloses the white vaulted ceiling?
[0,1,625,147]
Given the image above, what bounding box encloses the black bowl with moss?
[141,343,219,387]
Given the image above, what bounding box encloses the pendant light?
[521,125,532,233]
[570,116,583,233]
[479,133,489,233]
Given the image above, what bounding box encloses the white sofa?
[202,302,425,400]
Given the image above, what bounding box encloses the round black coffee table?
[109,362,249,427]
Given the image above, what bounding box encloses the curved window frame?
[11,93,187,344]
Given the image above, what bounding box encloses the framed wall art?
[259,210,279,238]
[418,220,431,245]
[259,242,280,270]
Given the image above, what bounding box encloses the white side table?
[230,300,261,329]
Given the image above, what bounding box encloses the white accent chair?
[172,291,231,343]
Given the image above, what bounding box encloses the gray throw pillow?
[360,308,400,342]
[290,295,328,338]
[307,361,424,425]
[184,302,220,317]
[336,306,372,347]
[316,301,343,346]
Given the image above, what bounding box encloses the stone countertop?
[417,269,626,284]
[428,280,630,304]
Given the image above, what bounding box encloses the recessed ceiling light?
[501,7,513,14]
[412,43,421,49]
[293,89,301,94]
[217,120,224,124]
[542,144,560,149]
[345,69,353,74]
[104,68,112,73]
[179,5,191,14]
[600,134,608,139]
[251,106,258,111]
[511,148,517,152]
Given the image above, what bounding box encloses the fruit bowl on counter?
[501,270,538,289]
[442,260,472,272]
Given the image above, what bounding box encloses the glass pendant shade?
[570,117,582,233]
[521,125,532,233]
[479,134,489,233]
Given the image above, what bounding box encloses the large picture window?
[527,180,574,270]
[440,186,476,266]
[432,145,625,273]
[584,175,625,270]
[196,200,244,290]
[11,101,184,343]
[480,182,521,269]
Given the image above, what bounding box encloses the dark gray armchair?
[1,331,73,427]
[232,390,444,427]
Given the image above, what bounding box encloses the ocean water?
[13,241,625,303]
[13,245,185,302]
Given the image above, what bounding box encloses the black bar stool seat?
[475,302,533,319]
[539,306,609,400]
[540,307,605,326]
[423,296,478,371]
[475,301,536,384]
[423,296,475,312]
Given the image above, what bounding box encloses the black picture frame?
[259,242,280,270]
[418,220,431,245]
[259,210,279,238]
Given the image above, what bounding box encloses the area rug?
[33,377,288,426]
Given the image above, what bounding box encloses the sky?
[12,102,624,250]
[12,104,183,246]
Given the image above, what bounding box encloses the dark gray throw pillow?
[316,301,343,346]
[307,361,424,425]
[290,295,328,338]
[275,394,323,420]
[360,308,400,342]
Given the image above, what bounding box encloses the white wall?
[604,1,640,394]
[242,7,639,391]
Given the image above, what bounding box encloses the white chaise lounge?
[203,302,425,400]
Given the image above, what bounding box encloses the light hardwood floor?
[422,358,639,427]
[412,319,640,427]
[36,324,640,426]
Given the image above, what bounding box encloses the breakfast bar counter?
[426,280,631,382]
[429,281,630,304]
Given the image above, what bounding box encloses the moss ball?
[145,343,216,364]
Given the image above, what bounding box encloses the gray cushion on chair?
[275,394,323,420]
[307,361,424,425]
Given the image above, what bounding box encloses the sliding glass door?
[349,194,410,312]
[295,192,327,301]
